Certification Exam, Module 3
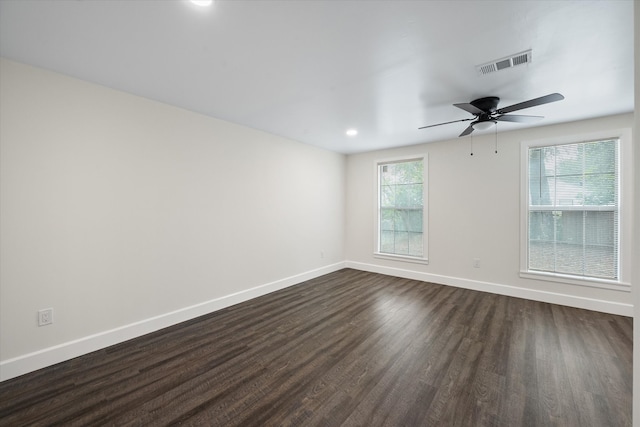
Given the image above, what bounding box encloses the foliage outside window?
[527,139,618,280]
[376,157,426,262]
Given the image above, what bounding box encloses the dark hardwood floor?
[0,269,632,426]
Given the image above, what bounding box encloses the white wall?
[346,114,634,315]
[0,59,346,380]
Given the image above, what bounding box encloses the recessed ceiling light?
[190,0,213,6]
[346,129,358,137]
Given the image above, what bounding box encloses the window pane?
[556,211,583,245]
[395,184,422,208]
[585,211,615,246]
[529,149,542,205]
[380,208,395,231]
[554,242,585,276]
[529,211,555,271]
[529,147,556,206]
[380,184,395,208]
[585,140,616,174]
[584,173,616,206]
[555,144,583,176]
[555,211,585,275]
[527,139,618,280]
[538,176,555,206]
[405,209,423,232]
[542,146,556,176]
[380,164,395,185]
[393,232,409,255]
[556,175,583,206]
[584,211,617,278]
[584,243,616,279]
[408,232,423,257]
[378,159,424,258]
[380,230,395,253]
[394,209,408,232]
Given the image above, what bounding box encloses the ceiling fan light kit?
[472,120,495,131]
[419,93,564,138]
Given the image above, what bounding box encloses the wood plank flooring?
[0,269,632,426]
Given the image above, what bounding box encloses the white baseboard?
[345,261,633,317]
[0,262,346,382]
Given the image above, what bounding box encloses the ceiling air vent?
[476,50,532,76]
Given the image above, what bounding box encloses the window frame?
[374,154,428,265]
[520,129,631,291]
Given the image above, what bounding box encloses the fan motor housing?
[470,96,500,113]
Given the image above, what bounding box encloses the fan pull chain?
[495,123,498,154]
[470,133,474,156]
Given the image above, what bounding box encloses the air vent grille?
[512,52,529,66]
[479,64,497,74]
[476,50,532,76]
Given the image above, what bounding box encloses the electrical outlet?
[38,308,53,326]
[473,258,481,268]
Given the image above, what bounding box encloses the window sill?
[519,270,630,292]
[374,253,429,265]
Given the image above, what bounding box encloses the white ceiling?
[0,0,634,154]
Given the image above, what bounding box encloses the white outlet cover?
[38,308,53,326]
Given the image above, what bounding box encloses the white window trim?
[373,154,429,265]
[519,128,632,291]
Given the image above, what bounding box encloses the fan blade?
[496,93,564,114]
[459,124,474,137]
[495,114,544,123]
[418,118,472,130]
[453,102,484,115]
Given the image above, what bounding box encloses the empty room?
[1,1,638,426]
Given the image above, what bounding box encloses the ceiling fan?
[419,93,564,137]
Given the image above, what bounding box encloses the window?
[525,138,620,282]
[375,156,427,264]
